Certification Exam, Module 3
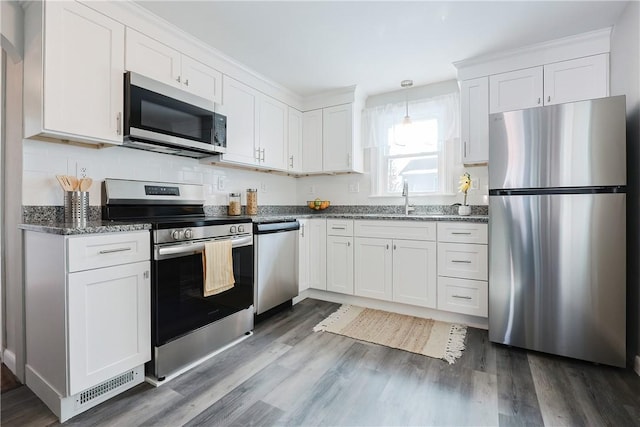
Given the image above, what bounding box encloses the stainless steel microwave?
[123,72,226,158]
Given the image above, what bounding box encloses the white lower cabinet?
[437,277,488,317]
[67,262,150,395]
[326,219,354,294]
[436,222,488,317]
[307,219,327,290]
[298,219,310,292]
[354,221,437,308]
[354,237,392,300]
[392,239,437,308]
[326,236,354,294]
[24,230,151,422]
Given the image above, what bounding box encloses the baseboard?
[292,290,309,305]
[634,355,640,376]
[304,288,489,330]
[3,348,17,375]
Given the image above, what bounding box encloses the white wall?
[610,0,640,368]
[296,162,488,206]
[23,140,298,207]
[297,80,489,207]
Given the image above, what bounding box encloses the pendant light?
[401,79,413,125]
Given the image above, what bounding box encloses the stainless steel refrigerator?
[488,95,626,367]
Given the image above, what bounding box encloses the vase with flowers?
[458,172,472,215]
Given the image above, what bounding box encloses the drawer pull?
[332,226,347,230]
[98,247,132,255]
[452,295,472,300]
[451,232,472,235]
[451,260,472,264]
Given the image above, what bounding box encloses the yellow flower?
[458,173,471,194]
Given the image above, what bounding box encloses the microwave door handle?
[156,235,253,259]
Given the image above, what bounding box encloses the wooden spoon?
[79,178,93,191]
[56,175,72,191]
[67,176,79,191]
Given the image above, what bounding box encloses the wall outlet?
[471,177,479,190]
[217,176,226,191]
[260,182,268,193]
[76,162,89,179]
[348,182,360,193]
[308,185,316,194]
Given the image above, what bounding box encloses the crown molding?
[454,27,612,81]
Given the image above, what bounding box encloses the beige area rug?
[313,305,467,364]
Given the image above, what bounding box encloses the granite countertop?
[19,221,152,235]
[252,213,488,224]
[20,213,487,235]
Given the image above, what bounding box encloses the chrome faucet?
[402,180,415,215]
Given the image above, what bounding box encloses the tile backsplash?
[22,139,298,207]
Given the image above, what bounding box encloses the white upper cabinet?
[219,77,259,165]
[24,0,125,145]
[288,108,303,173]
[302,109,324,173]
[543,54,609,106]
[460,77,489,164]
[217,76,288,170]
[125,28,222,104]
[489,67,544,113]
[489,54,609,113]
[258,96,288,170]
[180,55,223,104]
[322,103,363,173]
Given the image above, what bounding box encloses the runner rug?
[313,304,467,364]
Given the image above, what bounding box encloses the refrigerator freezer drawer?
[488,192,626,367]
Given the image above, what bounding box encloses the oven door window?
[153,245,253,346]
[129,85,214,144]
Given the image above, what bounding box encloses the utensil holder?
[64,191,89,224]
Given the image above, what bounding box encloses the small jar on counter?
[228,192,241,216]
[246,188,258,215]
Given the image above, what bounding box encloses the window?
[363,91,460,196]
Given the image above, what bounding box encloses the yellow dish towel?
[202,240,235,297]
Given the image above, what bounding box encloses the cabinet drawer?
[437,222,487,244]
[327,219,354,236]
[67,231,150,272]
[437,277,488,317]
[437,242,487,281]
[354,220,436,241]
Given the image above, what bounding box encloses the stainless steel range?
[103,179,254,381]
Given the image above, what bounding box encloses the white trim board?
[300,288,489,330]
[454,27,612,81]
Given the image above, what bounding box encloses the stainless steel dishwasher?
[253,220,300,319]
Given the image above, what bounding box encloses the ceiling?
[135,1,629,97]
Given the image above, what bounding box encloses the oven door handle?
[156,235,253,259]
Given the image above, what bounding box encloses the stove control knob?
[171,230,182,240]
[184,228,193,239]
[238,225,245,233]
[230,225,237,234]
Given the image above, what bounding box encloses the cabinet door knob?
[547,96,551,102]
[386,244,389,250]
[176,76,181,83]
[537,97,541,104]
[393,244,396,250]
[184,79,189,87]
[347,241,351,247]
[289,155,294,168]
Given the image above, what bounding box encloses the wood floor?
[2,298,640,426]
